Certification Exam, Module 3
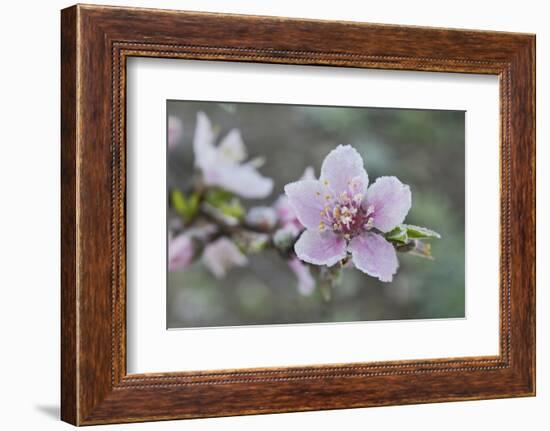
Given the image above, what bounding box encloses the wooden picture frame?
[61,4,535,425]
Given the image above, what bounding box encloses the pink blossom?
[275,167,315,230]
[202,237,248,279]
[168,116,184,149]
[274,195,301,230]
[193,112,273,199]
[272,167,317,294]
[284,145,411,282]
[168,234,194,272]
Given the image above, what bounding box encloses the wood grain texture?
[60,4,536,425]
[60,5,78,425]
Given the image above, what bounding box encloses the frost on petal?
[202,237,248,279]
[204,163,273,199]
[193,112,217,170]
[320,145,368,195]
[366,176,412,232]
[288,258,315,296]
[217,129,247,164]
[192,112,273,199]
[294,229,347,267]
[168,234,194,272]
[284,180,325,229]
[168,116,183,149]
[349,232,398,282]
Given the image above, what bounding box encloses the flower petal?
[193,112,217,170]
[320,145,368,195]
[294,229,347,266]
[288,258,315,296]
[217,129,247,164]
[366,176,412,232]
[349,232,398,282]
[274,195,297,226]
[202,237,248,279]
[203,164,274,199]
[284,180,325,229]
[168,234,194,272]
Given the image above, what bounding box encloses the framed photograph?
[61,4,535,425]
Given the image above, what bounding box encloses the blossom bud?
[245,206,278,231]
[273,224,300,252]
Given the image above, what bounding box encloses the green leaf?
[385,225,409,244]
[204,188,244,220]
[403,224,441,240]
[188,192,200,213]
[204,189,234,207]
[218,200,245,220]
[171,190,199,222]
[171,189,186,214]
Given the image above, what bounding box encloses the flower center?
[317,179,374,239]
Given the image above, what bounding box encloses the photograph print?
[166,100,465,329]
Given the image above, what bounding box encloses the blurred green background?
[167,100,465,328]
